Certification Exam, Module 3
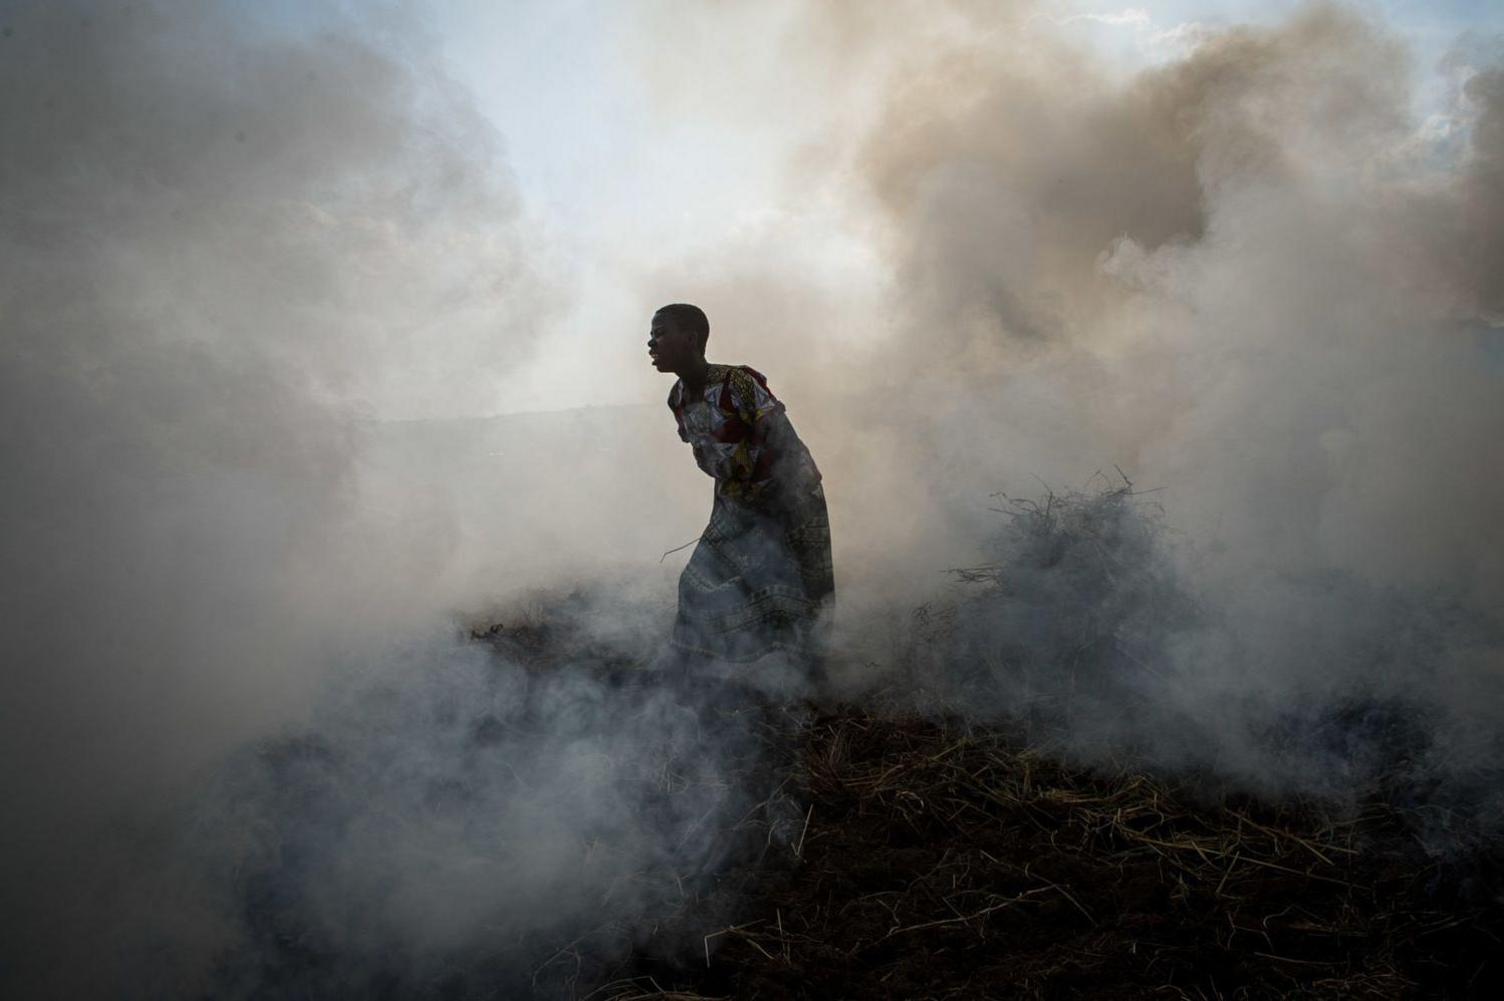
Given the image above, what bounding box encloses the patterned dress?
[668,364,833,666]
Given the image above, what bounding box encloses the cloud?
[1056,7,1153,29]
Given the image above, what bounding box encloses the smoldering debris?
[928,475,1198,733]
[675,711,1504,1000]
[109,491,1504,999]
[179,582,1504,1001]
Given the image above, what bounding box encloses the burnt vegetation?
[606,709,1504,1000]
[607,481,1502,999]
[227,483,1504,999]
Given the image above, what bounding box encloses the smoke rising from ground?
[626,0,1504,819]
[0,1,567,993]
[185,629,783,999]
[0,3,787,994]
[854,2,1504,814]
[624,1,1500,595]
[831,3,1504,640]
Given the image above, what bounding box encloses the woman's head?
[648,303,709,374]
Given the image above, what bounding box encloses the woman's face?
[647,312,696,374]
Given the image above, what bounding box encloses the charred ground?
[221,484,1504,999]
[602,705,1504,1000]
[224,610,1503,1000]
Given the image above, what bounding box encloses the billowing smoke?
[0,1,719,995]
[178,631,784,999]
[624,0,1504,814]
[826,1,1504,777]
[6,0,1504,996]
[0,0,536,809]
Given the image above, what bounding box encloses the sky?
[430,0,1503,417]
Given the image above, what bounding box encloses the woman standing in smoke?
[647,303,833,685]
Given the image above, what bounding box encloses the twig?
[881,887,1052,939]
[703,922,759,967]
[659,536,702,563]
[795,804,814,858]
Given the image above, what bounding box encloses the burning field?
[5,2,1504,998]
[604,707,1504,1000]
[224,628,1504,999]
[202,485,1504,1000]
[564,494,1503,1001]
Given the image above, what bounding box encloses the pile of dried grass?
[606,708,1501,1000]
[470,476,1502,997]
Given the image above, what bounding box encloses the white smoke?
[620,0,1504,810]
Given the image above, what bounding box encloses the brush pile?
[601,706,1502,1000]
[452,479,1504,998]
[525,481,1503,998]
[895,474,1200,751]
[200,474,1504,999]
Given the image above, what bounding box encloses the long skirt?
[671,484,833,666]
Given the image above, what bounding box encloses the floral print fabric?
[668,364,822,506]
[666,364,833,667]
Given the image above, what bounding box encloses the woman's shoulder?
[712,365,782,421]
[678,365,779,413]
[707,363,770,390]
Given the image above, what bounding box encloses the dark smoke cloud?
[0,1,560,992]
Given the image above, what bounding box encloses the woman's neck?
[679,357,710,398]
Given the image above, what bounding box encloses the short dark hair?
[655,303,709,352]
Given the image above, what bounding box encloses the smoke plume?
[624,0,1504,824]
[0,1,564,993]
